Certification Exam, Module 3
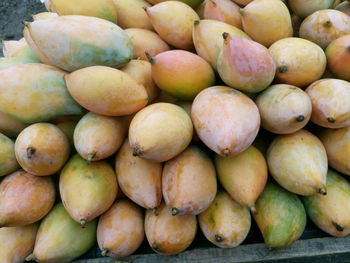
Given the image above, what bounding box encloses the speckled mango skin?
[0,111,28,138]
[326,35,350,81]
[302,170,350,237]
[24,15,133,72]
[97,199,144,258]
[146,0,204,7]
[254,182,306,248]
[2,38,40,62]
[0,133,19,177]
[289,0,335,18]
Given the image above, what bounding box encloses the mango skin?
[2,38,40,62]
[254,182,306,248]
[326,35,350,81]
[289,0,335,18]
[0,111,28,138]
[97,199,144,258]
[0,170,55,227]
[0,57,36,70]
[146,0,204,7]
[0,133,19,177]
[267,129,328,196]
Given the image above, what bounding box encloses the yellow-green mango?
[146,0,204,7]
[2,38,39,62]
[254,181,306,248]
[0,133,19,177]
[267,129,328,196]
[15,123,70,176]
[289,0,335,18]
[57,120,77,149]
[24,15,133,72]
[336,1,350,16]
[163,145,217,215]
[326,35,350,81]
[97,199,144,258]
[26,203,96,263]
[0,111,28,138]
[0,57,36,70]
[66,66,148,116]
[60,154,118,226]
[129,103,193,162]
[198,191,250,248]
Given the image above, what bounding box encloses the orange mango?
[289,0,335,18]
[326,35,350,81]
[0,133,19,177]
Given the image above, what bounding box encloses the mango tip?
[327,117,336,123]
[239,8,245,15]
[318,186,327,196]
[145,51,155,64]
[132,147,143,157]
[22,21,30,27]
[215,234,224,243]
[142,6,148,12]
[194,20,200,26]
[296,115,305,122]
[332,222,344,232]
[79,218,87,228]
[171,207,180,216]
[222,32,230,41]
[248,204,258,214]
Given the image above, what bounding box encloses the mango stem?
[332,222,344,232]
[327,117,336,123]
[151,207,158,216]
[296,115,305,122]
[318,186,327,195]
[101,248,108,257]
[171,207,180,216]
[194,20,200,26]
[145,51,156,65]
[26,146,36,159]
[248,204,258,214]
[215,234,224,243]
[132,147,143,157]
[79,218,87,228]
[86,152,96,164]
[25,254,36,262]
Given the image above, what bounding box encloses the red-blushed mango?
[115,139,162,209]
[0,170,55,227]
[0,224,38,263]
[267,130,328,196]
[0,133,19,177]
[31,12,59,20]
[326,35,350,81]
[60,154,118,226]
[15,123,70,176]
[299,10,350,49]
[125,28,170,61]
[24,15,133,72]
[215,146,267,213]
[241,0,292,47]
[2,38,39,62]
[57,120,77,149]
[148,50,215,100]
[65,66,148,116]
[193,19,250,70]
[146,0,204,7]
[0,111,28,138]
[306,79,350,128]
[129,103,193,162]
[0,57,36,70]
[145,202,197,255]
[198,191,251,248]
[191,86,260,157]
[289,0,335,18]
[256,84,312,134]
[217,34,276,93]
[162,145,217,216]
[145,1,199,50]
[336,1,350,16]
[269,38,326,87]
[97,199,144,258]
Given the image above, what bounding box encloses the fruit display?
[2,0,350,262]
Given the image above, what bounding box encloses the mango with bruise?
[0,133,19,177]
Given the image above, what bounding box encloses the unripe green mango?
[0,133,19,177]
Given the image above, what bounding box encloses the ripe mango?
[326,35,350,81]
[289,0,335,18]
[31,12,59,20]
[0,111,28,138]
[146,0,204,7]
[0,133,19,177]
[2,38,39,62]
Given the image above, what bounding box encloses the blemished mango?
[162,145,217,215]
[0,133,19,177]
[0,170,55,227]
[269,38,326,87]
[97,199,144,258]
[148,50,215,100]
[299,9,350,49]
[256,84,312,134]
[0,63,83,123]
[240,0,292,47]
[326,35,350,81]
[254,182,306,248]
[0,224,38,263]
[145,202,197,255]
[302,170,350,237]
[146,0,204,7]
[129,103,193,162]
[267,130,328,196]
[65,66,148,116]
[191,86,260,157]
[217,34,276,93]
[57,120,77,149]
[198,191,251,248]
[336,1,350,16]
[24,15,133,72]
[0,57,36,70]
[74,112,126,162]
[15,123,70,176]
[26,203,96,263]
[60,154,118,226]
[215,146,267,213]
[306,79,350,128]
[2,38,39,62]
[145,1,199,49]
[0,111,28,138]
[115,139,162,209]
[192,19,250,70]
[289,0,335,18]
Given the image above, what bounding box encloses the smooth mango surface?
[326,35,350,81]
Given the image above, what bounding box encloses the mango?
[2,38,40,62]
[191,86,260,157]
[217,34,276,93]
[24,15,133,72]
[152,91,179,104]
[148,50,215,100]
[146,0,204,7]
[31,12,59,20]
[198,191,251,248]
[269,37,326,87]
[306,79,350,128]
[0,133,19,177]
[326,35,350,81]
[241,0,292,47]
[289,0,335,18]
[15,123,70,176]
[0,57,36,70]
[57,120,77,149]
[145,202,197,255]
[256,84,312,134]
[97,199,144,258]
[129,103,193,162]
[267,129,328,196]
[0,111,28,138]
[26,203,96,263]
[299,10,350,49]
[254,182,306,248]
[0,224,38,263]
[115,139,162,209]
[145,1,199,49]
[60,154,118,226]
[302,170,350,237]
[0,170,55,227]
[336,1,350,16]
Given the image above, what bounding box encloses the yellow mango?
[2,38,39,62]
[0,111,28,138]
[326,35,350,81]
[0,133,19,177]
[289,0,335,18]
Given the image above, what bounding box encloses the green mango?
[0,57,36,70]
[0,133,19,176]
[254,182,306,248]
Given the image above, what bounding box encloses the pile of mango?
[1,0,350,262]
